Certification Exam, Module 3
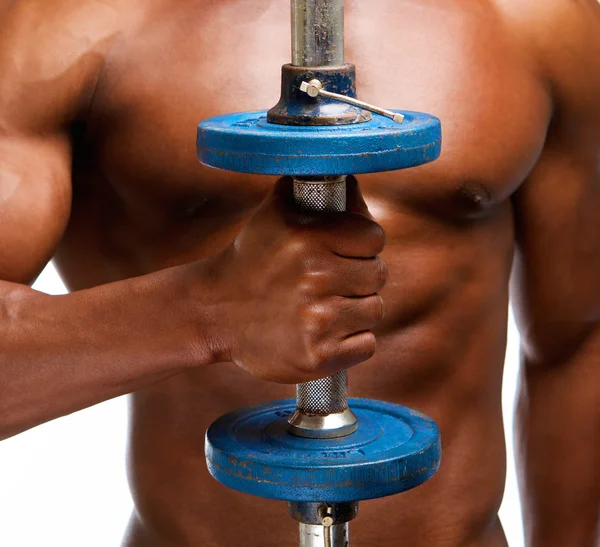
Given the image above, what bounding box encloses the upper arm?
[0,135,72,284]
[0,0,119,284]
[507,0,600,364]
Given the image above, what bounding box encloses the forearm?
[516,332,600,547]
[0,259,223,441]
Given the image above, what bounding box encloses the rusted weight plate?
[205,398,441,503]
[197,111,441,176]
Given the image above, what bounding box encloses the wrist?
[172,251,234,368]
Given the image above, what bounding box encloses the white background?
[0,262,525,546]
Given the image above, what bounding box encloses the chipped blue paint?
[205,398,441,503]
[197,111,441,176]
[198,107,443,504]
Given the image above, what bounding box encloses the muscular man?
[1,0,599,545]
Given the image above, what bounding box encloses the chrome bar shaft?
[292,0,345,67]
[288,3,358,546]
[288,3,357,440]
[299,523,349,547]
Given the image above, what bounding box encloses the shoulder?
[495,0,600,119]
[0,0,148,133]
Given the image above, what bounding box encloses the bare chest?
[73,0,550,270]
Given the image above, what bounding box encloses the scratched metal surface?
[197,111,441,176]
[267,63,366,126]
[205,398,441,502]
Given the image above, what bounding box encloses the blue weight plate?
[197,111,441,176]
[205,398,441,503]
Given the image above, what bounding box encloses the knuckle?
[357,332,377,361]
[373,257,388,290]
[298,269,330,296]
[352,217,385,256]
[372,295,385,322]
[300,302,335,337]
[286,230,314,257]
[359,297,384,326]
[299,345,332,374]
[369,221,386,254]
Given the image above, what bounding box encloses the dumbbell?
[197,1,442,545]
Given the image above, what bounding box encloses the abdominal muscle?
[120,213,514,547]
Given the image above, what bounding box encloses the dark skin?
[1,0,600,545]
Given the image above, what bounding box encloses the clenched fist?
[208,177,387,383]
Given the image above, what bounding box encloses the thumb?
[345,176,374,219]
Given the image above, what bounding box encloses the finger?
[331,295,385,336]
[322,213,386,258]
[270,176,296,211]
[345,176,373,218]
[318,331,377,374]
[306,296,384,342]
[305,256,388,297]
[274,177,385,257]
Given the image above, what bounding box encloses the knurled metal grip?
[296,371,348,415]
[293,176,346,215]
[288,176,359,439]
